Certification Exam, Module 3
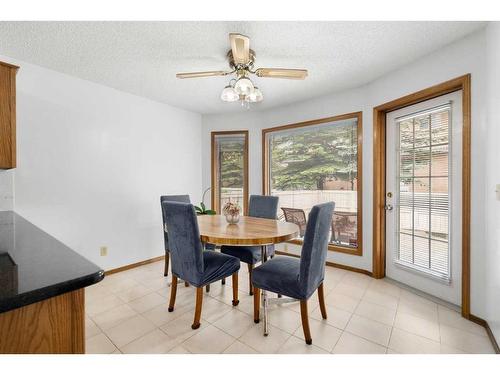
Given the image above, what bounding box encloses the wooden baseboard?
[105,255,165,275]
[107,251,374,277]
[275,250,372,276]
[469,314,500,354]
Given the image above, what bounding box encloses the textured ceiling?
[0,21,485,114]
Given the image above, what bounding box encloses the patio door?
[385,91,462,305]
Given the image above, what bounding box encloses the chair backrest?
[248,195,279,219]
[162,201,204,285]
[281,207,307,237]
[299,202,335,298]
[160,195,191,251]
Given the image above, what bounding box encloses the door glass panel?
[414,148,430,177]
[431,145,449,176]
[399,149,414,177]
[399,120,414,148]
[431,111,449,145]
[395,105,451,280]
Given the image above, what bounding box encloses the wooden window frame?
[211,130,249,215]
[262,112,363,256]
[372,74,471,318]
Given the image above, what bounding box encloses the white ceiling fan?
[176,33,308,105]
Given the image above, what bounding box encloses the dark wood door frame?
[372,74,471,318]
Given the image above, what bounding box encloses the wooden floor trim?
[105,255,165,275]
[469,314,500,354]
[275,250,372,276]
[108,251,372,278]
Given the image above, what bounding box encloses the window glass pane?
[414,148,430,177]
[399,120,414,149]
[430,240,448,275]
[414,115,431,148]
[430,177,449,242]
[399,233,413,264]
[413,235,430,269]
[395,106,451,279]
[431,110,449,145]
[431,145,449,176]
[399,149,414,177]
[267,117,359,249]
[213,134,246,213]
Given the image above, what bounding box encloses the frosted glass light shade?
[247,87,263,102]
[234,77,254,96]
[220,85,239,102]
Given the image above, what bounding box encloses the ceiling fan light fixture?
[246,86,263,103]
[176,33,308,106]
[220,85,239,102]
[234,76,254,96]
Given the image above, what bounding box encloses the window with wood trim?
[211,131,249,215]
[262,112,362,255]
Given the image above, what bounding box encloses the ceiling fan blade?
[255,68,308,80]
[229,33,250,65]
[176,70,230,79]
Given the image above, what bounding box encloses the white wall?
[485,23,500,342]
[0,170,14,211]
[202,30,489,317]
[0,55,203,270]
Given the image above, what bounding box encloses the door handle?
[384,204,393,211]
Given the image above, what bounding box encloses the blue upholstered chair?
[252,202,335,345]
[160,195,191,277]
[161,194,216,277]
[162,201,240,329]
[220,195,279,295]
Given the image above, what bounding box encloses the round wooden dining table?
[197,214,299,246]
[196,214,299,336]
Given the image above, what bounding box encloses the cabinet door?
[0,64,17,169]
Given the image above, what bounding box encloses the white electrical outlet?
[100,246,108,256]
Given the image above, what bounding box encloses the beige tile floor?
[84,259,495,354]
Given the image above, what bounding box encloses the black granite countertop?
[0,211,104,313]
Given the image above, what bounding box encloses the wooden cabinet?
[0,61,19,169]
[0,289,85,353]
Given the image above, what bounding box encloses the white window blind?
[395,104,451,281]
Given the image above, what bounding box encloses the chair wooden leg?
[247,263,254,296]
[221,278,226,285]
[232,272,239,306]
[253,287,260,323]
[206,284,210,293]
[300,300,312,345]
[168,275,178,312]
[192,287,203,329]
[164,252,169,277]
[184,281,189,287]
[318,283,327,319]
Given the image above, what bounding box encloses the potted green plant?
[194,188,216,215]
